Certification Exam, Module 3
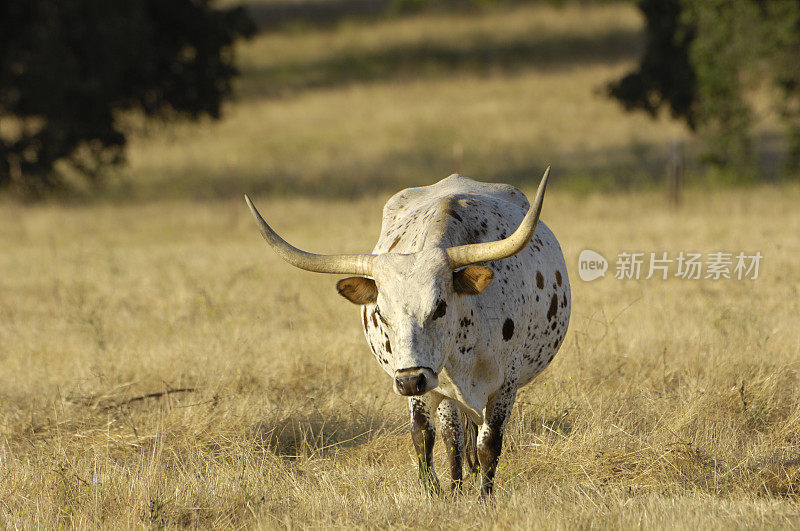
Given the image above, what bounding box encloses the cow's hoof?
[419,471,443,497]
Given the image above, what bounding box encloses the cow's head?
[336,248,494,395]
[245,168,550,397]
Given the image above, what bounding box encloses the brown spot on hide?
[388,235,402,252]
[502,318,514,341]
[385,339,392,353]
[536,271,544,289]
[431,300,447,320]
[555,270,562,286]
[547,293,558,320]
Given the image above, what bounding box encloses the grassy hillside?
[115,2,689,201]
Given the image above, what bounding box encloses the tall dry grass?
[1,183,799,527]
[2,2,799,528]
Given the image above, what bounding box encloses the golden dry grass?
[2,183,799,528]
[3,2,800,528]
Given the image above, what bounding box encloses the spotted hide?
[360,174,570,494]
[245,172,570,496]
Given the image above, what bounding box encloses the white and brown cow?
[245,168,570,495]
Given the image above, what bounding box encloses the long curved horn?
[446,166,550,269]
[245,195,375,275]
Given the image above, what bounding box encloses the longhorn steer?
[245,168,570,495]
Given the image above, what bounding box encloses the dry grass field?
[2,2,800,529]
[2,184,799,528]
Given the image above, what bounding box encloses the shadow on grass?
[236,28,642,101]
[115,139,668,203]
[106,130,794,204]
[486,130,794,196]
[231,141,670,200]
[252,402,404,459]
[510,405,574,439]
[242,0,395,31]
[240,0,561,33]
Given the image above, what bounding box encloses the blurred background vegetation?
[2,0,800,200]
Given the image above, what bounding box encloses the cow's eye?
[431,300,447,321]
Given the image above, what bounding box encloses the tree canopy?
[610,0,800,172]
[0,0,253,196]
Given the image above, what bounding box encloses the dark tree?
[608,0,697,129]
[771,2,800,171]
[610,0,800,171]
[0,0,253,195]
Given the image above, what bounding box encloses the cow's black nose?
[393,367,438,396]
[395,372,426,396]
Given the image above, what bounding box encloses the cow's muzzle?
[393,367,438,396]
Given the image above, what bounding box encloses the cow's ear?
[453,266,494,295]
[337,277,378,305]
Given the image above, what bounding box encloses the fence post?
[666,140,684,208]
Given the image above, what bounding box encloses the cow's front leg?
[437,399,464,492]
[477,379,518,496]
[410,395,442,495]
